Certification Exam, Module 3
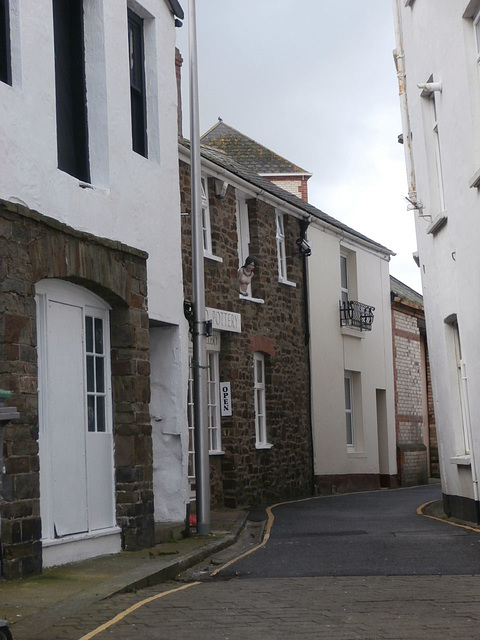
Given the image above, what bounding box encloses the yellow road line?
[78,581,200,640]
[417,500,480,533]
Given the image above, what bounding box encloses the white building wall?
[0,0,189,527]
[308,224,396,486]
[394,0,480,518]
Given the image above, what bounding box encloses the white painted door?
[37,280,116,541]
[47,299,88,536]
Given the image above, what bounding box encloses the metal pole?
[188,0,210,535]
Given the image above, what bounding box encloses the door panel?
[47,300,88,537]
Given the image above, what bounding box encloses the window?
[187,353,195,481]
[85,316,107,432]
[53,0,90,182]
[207,351,222,452]
[451,320,471,454]
[236,195,251,296]
[276,213,287,281]
[0,0,11,85]
[340,253,349,304]
[474,9,480,63]
[201,176,213,255]
[254,353,269,448]
[344,372,355,450]
[431,92,446,213]
[128,9,147,157]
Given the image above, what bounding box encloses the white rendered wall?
[308,225,396,480]
[0,1,188,526]
[396,0,480,503]
[0,0,183,325]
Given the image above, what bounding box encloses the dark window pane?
[128,9,147,156]
[52,0,90,182]
[85,316,93,353]
[86,355,94,392]
[94,317,103,354]
[0,0,12,85]
[95,357,104,393]
[87,395,95,432]
[96,396,105,432]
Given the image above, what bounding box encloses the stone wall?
[180,161,313,508]
[0,200,154,578]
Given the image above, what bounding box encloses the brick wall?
[180,161,313,508]
[391,301,432,486]
[0,200,154,578]
[266,176,309,203]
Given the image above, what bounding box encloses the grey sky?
[176,0,421,292]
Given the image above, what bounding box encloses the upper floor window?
[340,252,349,303]
[474,9,480,63]
[53,0,90,182]
[201,176,213,255]
[431,92,446,213]
[128,9,147,157]
[0,0,11,85]
[276,213,287,281]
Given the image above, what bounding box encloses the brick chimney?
[175,47,183,138]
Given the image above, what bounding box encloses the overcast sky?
[176,0,422,293]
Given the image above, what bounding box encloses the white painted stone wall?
[308,224,396,480]
[0,0,189,526]
[394,0,480,509]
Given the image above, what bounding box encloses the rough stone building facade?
[0,200,153,579]
[391,276,438,487]
[179,145,313,508]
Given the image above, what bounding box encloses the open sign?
[220,382,232,416]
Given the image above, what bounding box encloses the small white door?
[37,280,116,542]
[47,300,88,536]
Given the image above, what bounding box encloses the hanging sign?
[206,307,241,333]
[220,382,232,417]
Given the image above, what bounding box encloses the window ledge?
[426,212,448,235]
[209,450,225,456]
[450,454,471,466]
[279,278,296,288]
[205,253,223,263]
[347,451,367,458]
[239,295,265,304]
[341,327,366,339]
[255,443,273,450]
[469,168,480,188]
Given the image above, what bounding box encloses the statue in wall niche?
[238,256,258,296]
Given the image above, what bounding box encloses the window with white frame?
[0,0,11,85]
[201,176,213,255]
[236,196,250,269]
[431,92,446,213]
[254,353,269,447]
[187,339,223,486]
[344,372,355,450]
[451,320,471,454]
[340,252,349,304]
[474,9,480,63]
[276,213,287,281]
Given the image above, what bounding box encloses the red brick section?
[0,200,154,579]
[391,296,438,485]
[180,160,313,509]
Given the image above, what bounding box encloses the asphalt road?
[219,483,480,578]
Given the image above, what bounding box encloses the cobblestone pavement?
[38,575,480,639]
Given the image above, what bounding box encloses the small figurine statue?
[238,256,258,296]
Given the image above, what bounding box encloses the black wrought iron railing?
[339,300,375,331]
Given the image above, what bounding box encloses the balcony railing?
[339,300,375,331]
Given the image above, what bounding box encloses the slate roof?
[180,138,394,256]
[201,122,311,176]
[390,275,423,305]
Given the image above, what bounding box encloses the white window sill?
[348,451,367,458]
[341,327,366,339]
[279,278,296,288]
[205,253,223,263]
[469,167,480,188]
[255,442,273,450]
[427,212,448,235]
[450,454,471,466]
[209,450,225,456]
[239,295,265,304]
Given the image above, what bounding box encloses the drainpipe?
[189,0,210,535]
[392,0,417,203]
